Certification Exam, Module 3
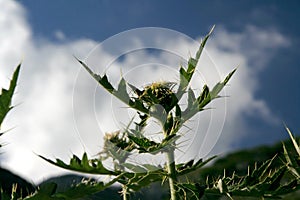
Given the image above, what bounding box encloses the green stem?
[122,185,128,200]
[118,158,129,200]
[166,148,177,200]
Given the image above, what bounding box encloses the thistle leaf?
[181,69,236,123]
[197,85,211,108]
[177,183,206,200]
[39,153,118,175]
[210,68,236,99]
[283,141,300,179]
[26,177,121,200]
[122,163,147,173]
[285,126,300,156]
[113,77,130,103]
[99,74,115,92]
[0,64,21,128]
[76,58,114,92]
[78,58,149,114]
[273,180,299,196]
[217,179,228,194]
[177,26,215,100]
[24,182,58,200]
[128,134,158,151]
[177,156,216,176]
[142,164,161,171]
[187,88,196,108]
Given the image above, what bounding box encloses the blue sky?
[0,0,299,182]
[19,0,299,133]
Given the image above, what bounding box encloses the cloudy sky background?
[0,0,299,183]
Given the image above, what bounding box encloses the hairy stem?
[166,147,177,200]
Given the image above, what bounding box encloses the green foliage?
[283,126,300,179]
[38,26,300,200]
[0,64,21,149]
[0,65,37,199]
[0,64,20,128]
[43,26,237,200]
[174,155,300,200]
[0,167,36,199]
[181,69,236,123]
[176,157,217,177]
[25,177,120,200]
[177,25,214,101]
[39,153,117,176]
[0,28,296,200]
[205,158,299,199]
[24,182,58,200]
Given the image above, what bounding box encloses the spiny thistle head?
[104,130,120,141]
[101,131,135,164]
[137,82,177,112]
[103,131,134,152]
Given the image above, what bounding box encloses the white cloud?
[0,0,30,84]
[0,0,289,183]
[54,30,66,41]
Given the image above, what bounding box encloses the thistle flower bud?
[138,82,177,112]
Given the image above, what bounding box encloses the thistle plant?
[0,26,299,200]
[80,26,237,200]
[30,27,300,200]
[36,26,235,200]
